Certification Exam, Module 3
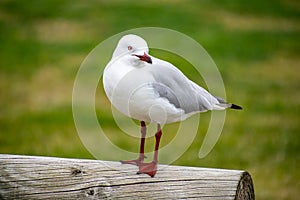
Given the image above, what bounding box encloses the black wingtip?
[230,104,243,110]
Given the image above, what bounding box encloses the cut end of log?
[236,171,255,200]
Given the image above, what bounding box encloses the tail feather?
[214,96,242,110]
[230,104,243,110]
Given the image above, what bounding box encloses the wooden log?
[0,154,254,199]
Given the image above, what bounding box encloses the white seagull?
[103,34,242,177]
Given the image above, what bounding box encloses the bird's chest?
[104,65,154,106]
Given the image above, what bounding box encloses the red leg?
[120,121,147,166]
[137,124,162,177]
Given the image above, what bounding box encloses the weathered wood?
[0,154,254,199]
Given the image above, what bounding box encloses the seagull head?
[112,34,152,64]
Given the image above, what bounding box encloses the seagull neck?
[128,58,146,68]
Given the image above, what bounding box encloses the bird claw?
[120,159,142,166]
[120,159,157,177]
[120,155,147,166]
[137,161,157,177]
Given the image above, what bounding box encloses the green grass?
[0,0,299,199]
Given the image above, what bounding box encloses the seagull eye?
[128,46,133,51]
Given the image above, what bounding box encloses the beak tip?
[134,52,152,64]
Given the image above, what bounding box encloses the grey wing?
[149,60,213,113]
[151,82,181,109]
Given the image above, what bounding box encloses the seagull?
[103,34,242,177]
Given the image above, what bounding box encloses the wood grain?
[0,154,254,199]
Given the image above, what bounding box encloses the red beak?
[133,52,152,64]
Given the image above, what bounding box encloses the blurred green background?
[0,0,299,199]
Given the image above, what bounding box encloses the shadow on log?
[0,154,254,199]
